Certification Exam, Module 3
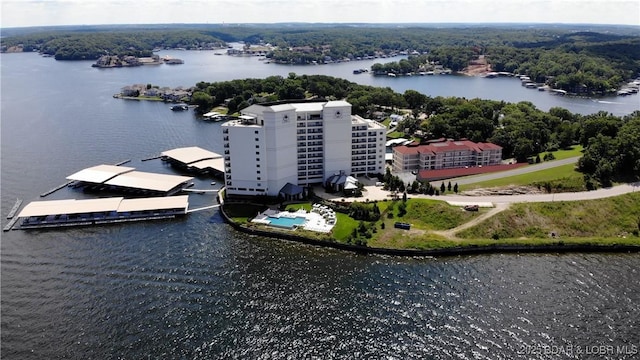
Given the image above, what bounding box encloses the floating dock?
[7,198,23,219]
[3,217,20,232]
[141,155,162,162]
[40,181,74,197]
[13,195,189,230]
[114,159,131,166]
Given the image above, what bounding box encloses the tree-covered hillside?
[3,25,639,88]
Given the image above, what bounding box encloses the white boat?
[170,103,189,111]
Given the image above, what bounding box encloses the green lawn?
[460,163,585,192]
[386,131,405,139]
[536,145,583,161]
[396,199,478,230]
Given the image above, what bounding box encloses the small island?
[113,83,192,103]
[92,54,183,68]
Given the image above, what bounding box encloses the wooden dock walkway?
[3,217,20,231]
[141,155,162,162]
[114,159,131,166]
[7,198,23,219]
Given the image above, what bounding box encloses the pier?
[3,217,20,231]
[40,181,74,197]
[141,155,162,162]
[7,198,23,219]
[114,159,131,166]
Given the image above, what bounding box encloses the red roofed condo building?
[392,139,502,173]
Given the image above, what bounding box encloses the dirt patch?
[462,186,543,196]
[460,55,491,76]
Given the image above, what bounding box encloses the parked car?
[464,204,479,212]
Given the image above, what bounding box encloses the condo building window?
[255,130,259,134]
[256,145,259,148]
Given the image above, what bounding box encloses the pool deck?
[252,207,335,233]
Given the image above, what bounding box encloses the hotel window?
[257,164,260,167]
[255,138,259,141]
[256,158,260,162]
[255,130,259,134]
[256,151,260,155]
[257,170,261,174]
[256,144,259,148]
[257,177,261,181]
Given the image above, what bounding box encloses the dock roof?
[161,146,222,165]
[17,196,189,218]
[18,197,124,217]
[66,165,135,183]
[187,157,225,172]
[105,171,193,192]
[115,195,189,212]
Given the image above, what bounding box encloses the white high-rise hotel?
[221,100,386,197]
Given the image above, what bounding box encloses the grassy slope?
[460,146,586,191]
[460,163,584,191]
[458,192,640,239]
[367,199,482,249]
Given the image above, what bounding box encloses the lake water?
[1,50,639,359]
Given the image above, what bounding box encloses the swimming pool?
[267,216,306,229]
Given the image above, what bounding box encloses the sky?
[1,0,639,28]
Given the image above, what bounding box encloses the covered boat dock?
[67,164,194,196]
[13,195,189,230]
[161,146,225,176]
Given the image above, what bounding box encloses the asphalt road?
[317,180,640,206]
[439,181,640,205]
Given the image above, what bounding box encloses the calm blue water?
[267,216,306,228]
[1,51,640,359]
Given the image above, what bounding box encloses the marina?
[66,164,194,196]
[12,195,189,230]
